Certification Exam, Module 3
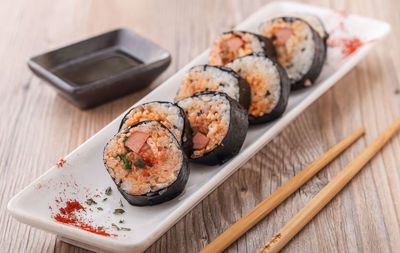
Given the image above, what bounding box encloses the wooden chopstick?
[200,127,365,253]
[259,117,400,253]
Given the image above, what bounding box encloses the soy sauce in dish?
[53,50,143,86]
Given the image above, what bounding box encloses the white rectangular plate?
[8,2,390,253]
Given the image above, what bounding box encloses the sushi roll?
[266,14,329,44]
[175,65,251,110]
[104,120,189,206]
[226,53,290,124]
[295,14,329,44]
[209,31,275,66]
[119,101,192,155]
[259,16,326,89]
[177,91,248,165]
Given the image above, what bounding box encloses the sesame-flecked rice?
[121,102,184,144]
[227,55,281,118]
[175,65,240,102]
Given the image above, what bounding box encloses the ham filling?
[219,37,245,65]
[193,132,209,150]
[273,28,293,45]
[209,32,264,66]
[225,37,244,52]
[260,19,311,69]
[125,131,149,153]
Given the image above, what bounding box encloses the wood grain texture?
[260,118,400,253]
[202,128,366,253]
[0,0,399,253]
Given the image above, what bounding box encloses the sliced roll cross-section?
[226,53,290,124]
[104,120,189,206]
[209,31,275,66]
[259,16,326,89]
[119,101,192,155]
[175,65,251,110]
[177,91,248,165]
[295,14,329,44]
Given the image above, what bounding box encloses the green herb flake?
[121,227,131,231]
[97,226,104,230]
[105,187,112,196]
[114,155,132,172]
[123,135,128,142]
[86,198,97,205]
[119,155,132,172]
[113,208,125,215]
[103,198,108,202]
[111,223,120,231]
[71,214,77,221]
[119,220,124,224]
[97,207,103,211]
[120,199,124,207]
[133,158,146,168]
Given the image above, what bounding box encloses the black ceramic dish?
[28,28,171,109]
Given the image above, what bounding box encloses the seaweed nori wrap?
[226,53,291,124]
[177,91,248,165]
[259,16,327,89]
[104,120,189,206]
[175,64,251,110]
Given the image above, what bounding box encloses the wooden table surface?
[1,0,400,252]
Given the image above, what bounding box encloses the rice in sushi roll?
[226,53,290,124]
[119,101,192,155]
[104,120,189,206]
[175,65,251,109]
[177,91,248,165]
[209,31,275,66]
[295,14,329,44]
[259,16,326,89]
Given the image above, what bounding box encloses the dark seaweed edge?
[118,101,192,155]
[177,64,251,110]
[308,14,329,42]
[104,120,190,206]
[210,65,251,110]
[312,15,329,64]
[290,19,326,90]
[177,91,249,165]
[258,16,327,89]
[227,53,291,124]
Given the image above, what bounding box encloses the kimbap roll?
[104,120,189,206]
[119,101,192,155]
[259,16,327,89]
[175,65,251,109]
[209,31,275,66]
[226,53,290,124]
[177,91,248,165]
[294,14,329,44]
